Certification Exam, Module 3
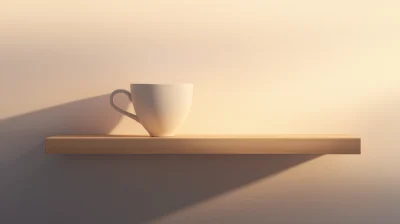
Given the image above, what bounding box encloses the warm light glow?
[1,0,399,223]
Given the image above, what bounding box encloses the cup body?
[130,83,193,137]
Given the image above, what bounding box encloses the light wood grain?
[45,135,361,154]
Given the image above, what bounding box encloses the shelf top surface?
[47,134,359,140]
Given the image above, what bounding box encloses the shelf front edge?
[45,135,361,155]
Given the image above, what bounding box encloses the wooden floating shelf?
[45,135,361,155]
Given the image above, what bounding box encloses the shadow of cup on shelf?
[0,94,321,224]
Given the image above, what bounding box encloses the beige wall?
[1,1,399,223]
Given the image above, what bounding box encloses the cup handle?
[110,89,140,123]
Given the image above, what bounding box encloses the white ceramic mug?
[110,83,193,137]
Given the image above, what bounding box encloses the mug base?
[149,133,176,137]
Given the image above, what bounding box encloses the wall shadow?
[0,94,129,161]
[0,95,320,224]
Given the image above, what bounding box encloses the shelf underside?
[45,135,361,155]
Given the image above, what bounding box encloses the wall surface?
[1,1,400,223]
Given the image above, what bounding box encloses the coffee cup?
[110,83,193,137]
